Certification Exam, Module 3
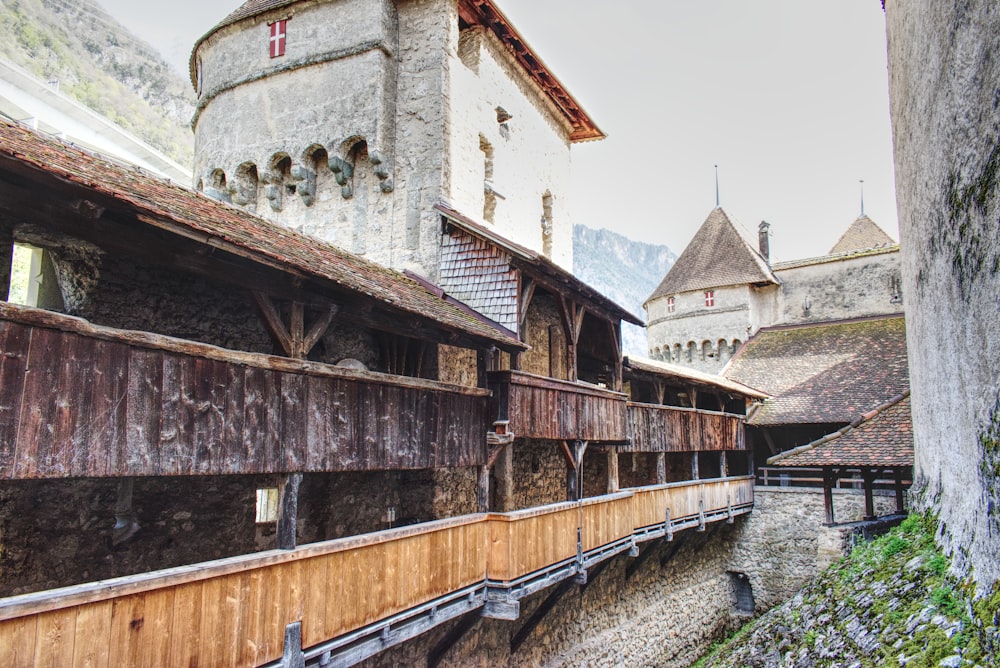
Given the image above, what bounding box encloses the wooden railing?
[0,303,489,478]
[757,466,912,490]
[0,477,753,667]
[627,402,746,452]
[488,370,627,442]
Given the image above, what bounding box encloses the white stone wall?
[774,251,902,326]
[886,1,1000,592]
[645,285,753,373]
[446,26,574,269]
[192,0,581,281]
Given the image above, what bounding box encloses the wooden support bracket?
[254,292,338,359]
[697,498,706,532]
[279,621,305,668]
[665,506,673,542]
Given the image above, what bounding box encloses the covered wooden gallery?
[622,356,767,488]
[435,203,645,509]
[767,391,913,524]
[0,118,527,595]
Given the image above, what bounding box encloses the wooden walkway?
[0,477,753,668]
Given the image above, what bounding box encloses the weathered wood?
[489,370,627,442]
[0,232,12,300]
[655,452,666,484]
[606,448,619,493]
[862,468,877,521]
[494,442,514,512]
[894,468,906,514]
[823,468,836,524]
[277,473,302,550]
[0,305,489,478]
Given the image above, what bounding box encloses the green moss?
[945,139,1000,293]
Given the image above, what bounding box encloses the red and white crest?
[269,19,288,58]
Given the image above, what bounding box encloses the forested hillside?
[1,0,194,166]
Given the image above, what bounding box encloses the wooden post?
[561,440,588,501]
[862,468,877,521]
[477,464,490,512]
[691,452,700,480]
[606,448,619,493]
[0,232,12,301]
[656,452,667,485]
[894,468,906,514]
[494,443,514,512]
[277,473,302,550]
[823,468,835,525]
[720,451,728,478]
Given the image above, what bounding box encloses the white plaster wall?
[886,1,1000,592]
[774,251,902,326]
[446,26,574,269]
[646,285,752,372]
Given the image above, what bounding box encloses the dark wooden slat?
[14,327,63,477]
[125,348,162,475]
[0,320,30,478]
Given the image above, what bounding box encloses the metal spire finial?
[859,179,865,215]
[715,165,720,208]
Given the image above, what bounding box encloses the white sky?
[98,0,898,262]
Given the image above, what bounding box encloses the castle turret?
[190,0,602,280]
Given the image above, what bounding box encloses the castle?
[644,207,902,373]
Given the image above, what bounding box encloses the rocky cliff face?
[572,225,675,356]
[1,0,194,166]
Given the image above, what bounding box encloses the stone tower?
[190,0,603,281]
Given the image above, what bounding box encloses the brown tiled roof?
[724,315,909,426]
[829,214,896,254]
[646,208,777,303]
[771,244,899,271]
[435,203,643,326]
[623,356,768,400]
[191,0,604,142]
[0,120,524,351]
[767,392,913,467]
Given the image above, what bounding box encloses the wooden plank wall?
[626,402,746,453]
[0,307,489,478]
[0,478,753,667]
[488,370,627,442]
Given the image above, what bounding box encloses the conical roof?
[829,214,895,254]
[646,208,777,304]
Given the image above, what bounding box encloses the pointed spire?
[715,165,720,208]
[859,179,865,216]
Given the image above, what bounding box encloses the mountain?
[1,0,195,167]
[573,225,676,357]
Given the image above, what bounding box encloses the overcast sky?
[98,0,897,262]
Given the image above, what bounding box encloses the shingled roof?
[767,392,913,467]
[829,214,896,254]
[724,315,909,426]
[191,0,603,142]
[646,208,777,304]
[0,119,524,352]
[623,356,768,400]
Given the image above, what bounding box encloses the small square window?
[255,488,279,523]
[666,296,675,313]
[705,290,715,307]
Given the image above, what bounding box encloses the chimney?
[758,221,771,263]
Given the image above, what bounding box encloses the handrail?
[626,401,746,420]
[489,369,627,400]
[0,477,754,667]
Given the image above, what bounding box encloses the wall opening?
[7,243,63,309]
[729,571,755,614]
[255,488,279,523]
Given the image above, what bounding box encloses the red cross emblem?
[269,19,288,58]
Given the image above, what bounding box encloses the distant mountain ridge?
[572,225,676,356]
[1,0,195,167]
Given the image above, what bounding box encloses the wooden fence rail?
[488,370,628,442]
[627,402,746,452]
[0,477,753,668]
[0,303,488,478]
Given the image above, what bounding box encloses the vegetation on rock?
[694,514,999,667]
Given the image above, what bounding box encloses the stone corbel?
[290,165,316,206]
[369,150,394,193]
[329,156,354,199]
[262,172,283,211]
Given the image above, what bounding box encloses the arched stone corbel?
[329,156,354,199]
[262,171,284,211]
[290,165,317,206]
[370,150,394,193]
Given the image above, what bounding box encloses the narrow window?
[666,296,675,313]
[704,290,715,307]
[7,243,62,309]
[255,488,279,523]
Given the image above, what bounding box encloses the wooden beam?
[509,579,574,654]
[894,468,906,514]
[494,442,514,512]
[277,473,302,550]
[562,440,588,500]
[653,380,666,406]
[862,467,877,521]
[517,277,536,335]
[760,428,779,456]
[254,292,294,356]
[655,452,667,485]
[428,610,479,668]
[691,452,700,480]
[823,467,836,525]
[606,447,619,493]
[0,229,12,300]
[720,451,728,478]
